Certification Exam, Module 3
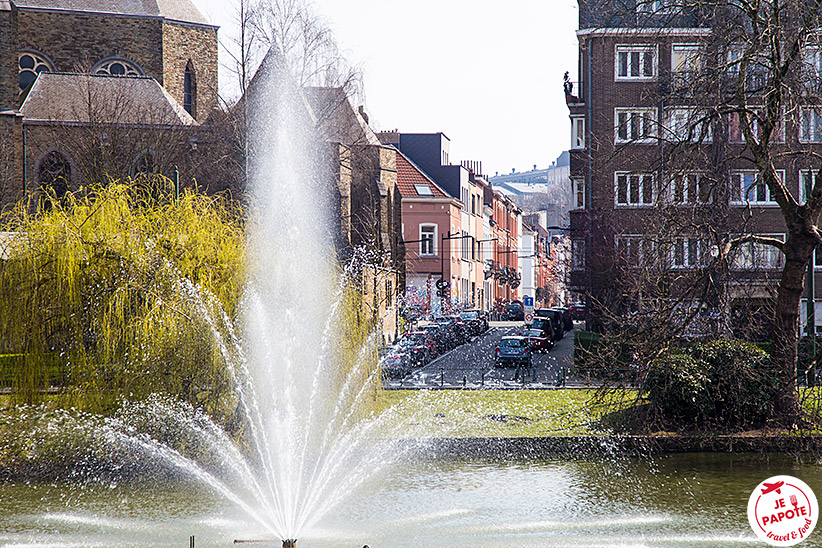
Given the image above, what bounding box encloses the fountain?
[1,49,820,548]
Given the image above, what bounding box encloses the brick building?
[0,0,218,208]
[567,0,822,337]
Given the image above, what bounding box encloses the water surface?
[2,452,819,548]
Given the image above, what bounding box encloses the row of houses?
[0,0,568,344]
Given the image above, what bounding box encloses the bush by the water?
[643,339,778,428]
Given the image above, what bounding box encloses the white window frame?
[615,234,656,267]
[615,171,656,207]
[800,169,822,204]
[572,239,585,270]
[804,45,822,95]
[800,107,822,143]
[636,0,679,15]
[419,224,437,257]
[615,108,657,143]
[729,170,781,206]
[572,177,585,209]
[729,109,784,143]
[615,45,657,80]
[669,237,707,269]
[665,172,711,204]
[665,107,712,143]
[730,233,785,270]
[671,44,702,89]
[571,116,585,149]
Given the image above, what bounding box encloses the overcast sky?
[194,0,580,178]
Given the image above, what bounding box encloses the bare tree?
[578,0,822,424]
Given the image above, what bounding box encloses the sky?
[193,0,580,178]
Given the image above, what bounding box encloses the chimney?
[358,105,369,124]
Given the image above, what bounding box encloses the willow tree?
[0,180,245,420]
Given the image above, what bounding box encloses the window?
[800,107,822,142]
[730,170,782,205]
[572,239,585,270]
[572,177,585,209]
[666,172,711,204]
[615,172,655,206]
[571,116,585,148]
[731,235,785,270]
[665,108,712,142]
[726,45,769,91]
[799,169,822,203]
[637,0,679,15]
[615,108,656,143]
[414,184,433,196]
[729,110,784,143]
[615,45,656,80]
[804,45,822,95]
[133,152,155,176]
[92,57,143,78]
[420,225,436,256]
[671,44,701,89]
[183,62,195,116]
[18,51,53,91]
[462,230,470,260]
[37,150,72,208]
[616,235,656,266]
[669,237,707,269]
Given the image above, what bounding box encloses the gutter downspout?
[22,122,27,193]
[585,35,594,331]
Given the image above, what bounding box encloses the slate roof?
[395,149,450,199]
[12,0,212,26]
[21,73,198,126]
[302,86,381,146]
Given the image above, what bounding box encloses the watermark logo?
[748,475,818,546]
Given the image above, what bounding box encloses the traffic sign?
[524,312,534,323]
[523,296,534,307]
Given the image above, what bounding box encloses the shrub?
[643,353,712,424]
[692,339,777,427]
[642,339,777,430]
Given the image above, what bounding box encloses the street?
[384,321,577,389]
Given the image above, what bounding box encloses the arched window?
[183,62,196,117]
[18,51,53,91]
[133,151,155,177]
[92,57,144,78]
[37,150,72,204]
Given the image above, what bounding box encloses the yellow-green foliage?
[0,179,245,421]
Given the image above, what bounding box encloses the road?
[384,321,577,389]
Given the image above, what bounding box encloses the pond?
[1,452,819,548]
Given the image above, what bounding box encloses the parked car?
[397,331,435,365]
[570,301,587,321]
[554,306,574,331]
[502,300,524,321]
[459,309,488,335]
[435,316,467,347]
[521,328,553,352]
[379,349,412,379]
[418,323,447,355]
[494,335,533,367]
[535,308,564,340]
[528,317,556,342]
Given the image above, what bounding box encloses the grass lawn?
[374,389,627,438]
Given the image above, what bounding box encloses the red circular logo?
[748,475,818,546]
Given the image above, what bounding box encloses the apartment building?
[567,1,820,336]
[379,132,488,310]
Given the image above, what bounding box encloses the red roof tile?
[395,150,450,199]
